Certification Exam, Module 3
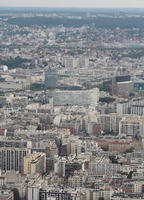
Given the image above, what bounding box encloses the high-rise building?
[24,152,46,175]
[117,98,144,115]
[98,113,121,134]
[0,148,29,173]
[27,185,40,200]
[53,88,99,108]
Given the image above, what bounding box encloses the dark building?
[39,190,72,200]
[112,75,131,95]
[30,83,44,90]
[45,70,58,89]
[115,75,131,83]
[0,147,28,173]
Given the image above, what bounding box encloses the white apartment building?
[88,163,121,176]
[98,113,121,134]
[119,116,144,137]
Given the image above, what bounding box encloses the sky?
[0,0,144,8]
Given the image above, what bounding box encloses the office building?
[117,98,144,115]
[0,148,28,173]
[53,88,99,108]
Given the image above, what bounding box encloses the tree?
[124,147,134,154]
[0,56,30,69]
[109,155,118,164]
[98,84,111,92]
[11,188,20,200]
[117,171,128,176]
[99,97,115,104]
[36,124,42,130]
[65,162,82,178]
[101,146,109,151]
[98,197,105,200]
[127,171,133,179]
[129,93,135,97]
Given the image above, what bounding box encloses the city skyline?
[0,0,144,8]
[0,4,144,200]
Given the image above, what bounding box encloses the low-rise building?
[0,190,13,200]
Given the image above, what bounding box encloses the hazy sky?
[0,0,144,8]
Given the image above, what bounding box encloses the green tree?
[0,56,30,69]
[101,146,109,151]
[109,156,118,164]
[98,197,105,200]
[127,171,133,179]
[11,188,20,200]
[124,147,134,154]
[99,97,115,104]
[36,124,42,130]
[65,162,82,178]
[98,84,111,92]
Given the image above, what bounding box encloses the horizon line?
[0,6,144,9]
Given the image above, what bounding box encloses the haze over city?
[0,0,144,8]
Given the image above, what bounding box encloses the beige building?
[68,175,84,188]
[86,188,113,200]
[24,153,46,175]
[109,141,131,153]
[134,181,144,193]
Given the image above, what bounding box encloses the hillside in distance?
[6,16,144,29]
[1,7,144,29]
